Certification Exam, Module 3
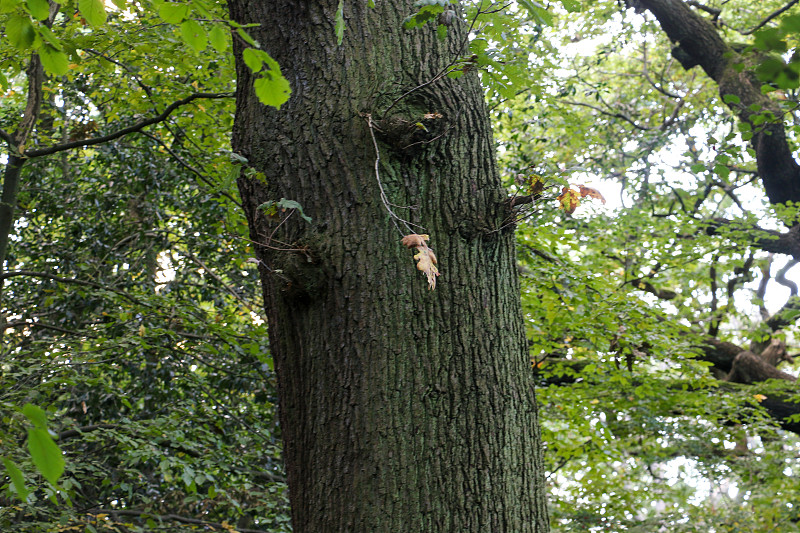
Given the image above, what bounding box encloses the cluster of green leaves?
[0,0,290,108]
[473,0,800,529]
[0,0,291,530]
[1,122,291,531]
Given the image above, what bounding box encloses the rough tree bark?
[227,1,549,531]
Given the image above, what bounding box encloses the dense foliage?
[2,0,800,531]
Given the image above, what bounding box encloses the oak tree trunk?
[227,1,549,531]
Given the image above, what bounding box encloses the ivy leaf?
[78,0,107,27]
[276,198,312,223]
[335,0,345,45]
[2,458,29,501]
[180,20,208,52]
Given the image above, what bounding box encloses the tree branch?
[24,92,233,158]
[0,270,148,306]
[705,218,800,260]
[90,509,271,533]
[741,0,800,35]
[636,0,800,206]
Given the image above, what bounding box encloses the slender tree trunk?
[228,1,549,531]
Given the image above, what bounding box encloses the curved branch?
[24,92,233,158]
[705,218,800,260]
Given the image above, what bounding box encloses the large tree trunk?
[227,1,549,531]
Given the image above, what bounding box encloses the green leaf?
[518,0,552,26]
[2,458,29,501]
[367,0,375,6]
[209,23,228,53]
[781,14,800,33]
[26,0,48,21]
[242,47,263,73]
[27,428,65,486]
[722,94,740,104]
[236,27,258,47]
[78,0,107,27]
[335,0,344,45]
[110,0,125,9]
[690,164,705,173]
[180,19,207,52]
[713,164,730,180]
[7,15,35,49]
[22,403,48,429]
[254,76,291,109]
[0,0,20,13]
[277,198,312,223]
[38,25,62,49]
[252,53,291,109]
[158,2,189,24]
[39,45,70,76]
[560,0,581,12]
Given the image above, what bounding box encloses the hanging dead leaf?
[578,184,606,204]
[556,187,580,215]
[401,233,429,248]
[402,234,441,290]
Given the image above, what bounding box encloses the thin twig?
[383,1,501,118]
[741,0,800,35]
[365,114,424,235]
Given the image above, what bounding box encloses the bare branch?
[561,99,654,131]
